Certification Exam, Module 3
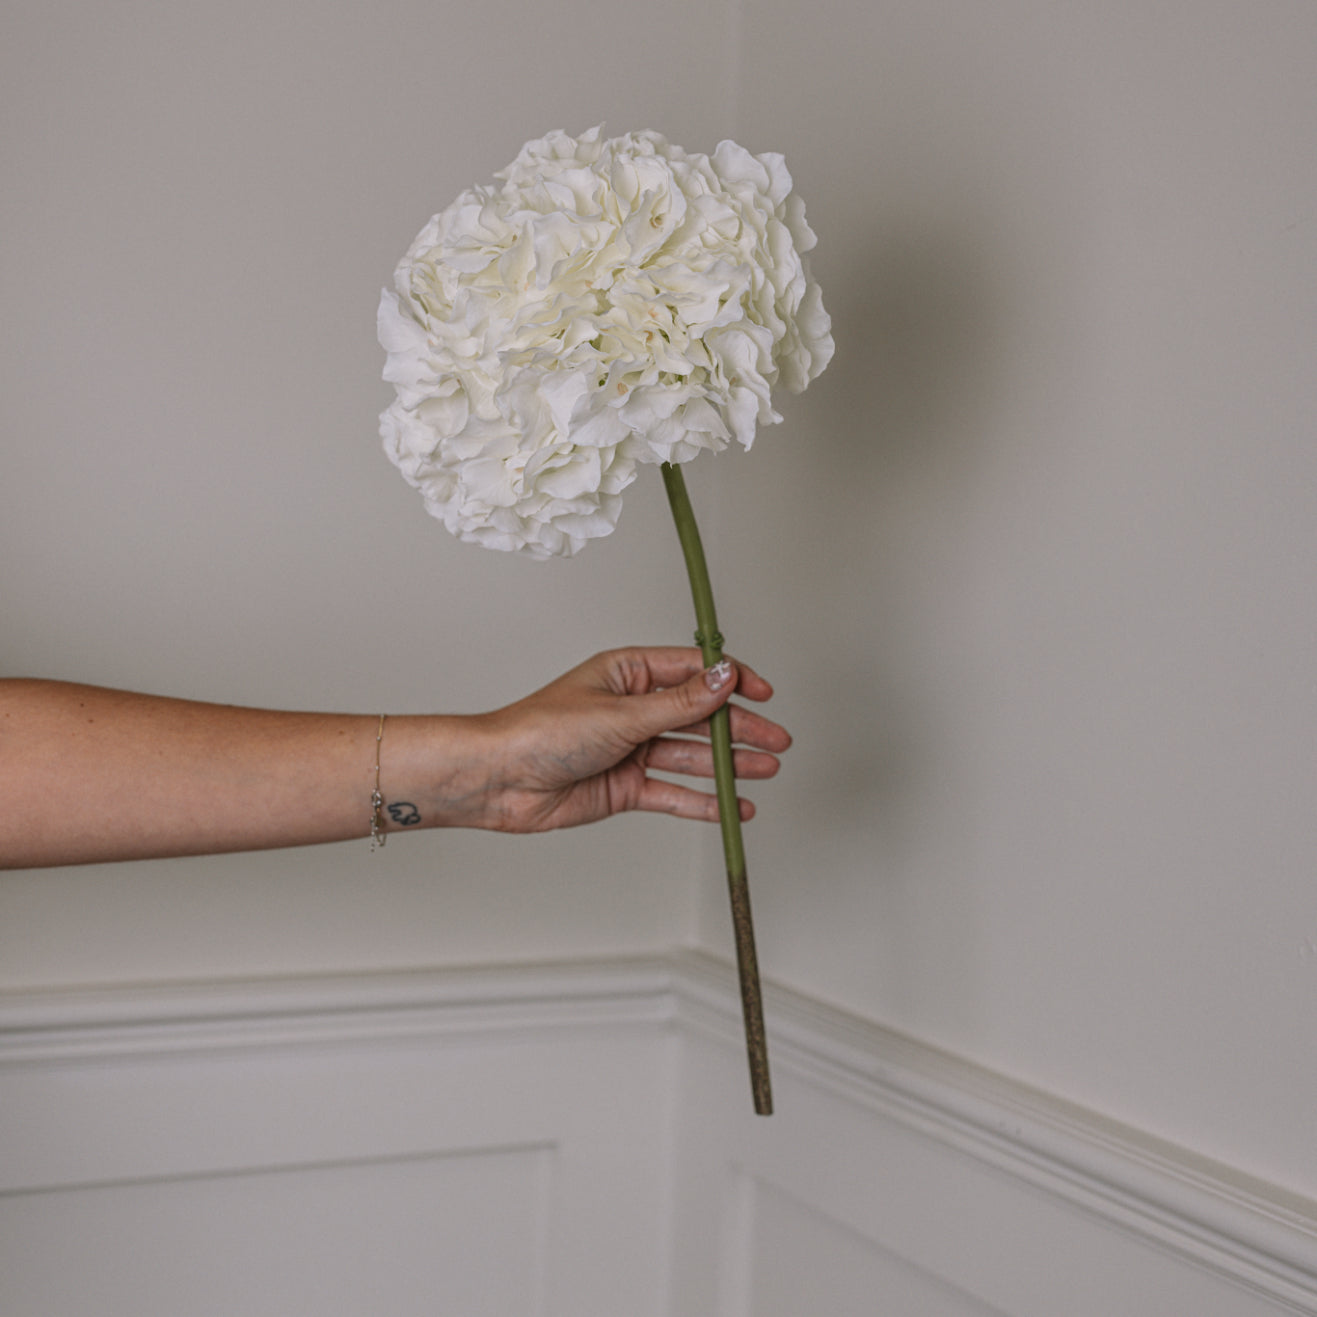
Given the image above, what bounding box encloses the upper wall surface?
[694,0,1317,1200]
[0,0,739,979]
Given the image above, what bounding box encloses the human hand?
[446,647,791,833]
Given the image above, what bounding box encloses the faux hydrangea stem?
[660,461,772,1117]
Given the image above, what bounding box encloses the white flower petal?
[378,127,831,556]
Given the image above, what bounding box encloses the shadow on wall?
[708,201,1007,1018]
[753,212,1001,830]
[828,220,1000,484]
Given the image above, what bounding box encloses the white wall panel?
[731,1174,1006,1317]
[0,1148,553,1317]
[3,957,1312,1316]
[0,960,679,1317]
[669,956,1317,1316]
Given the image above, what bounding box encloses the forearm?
[0,680,481,868]
[0,650,790,868]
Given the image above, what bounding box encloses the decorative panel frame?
[2,955,1313,1316]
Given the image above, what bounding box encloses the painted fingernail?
[705,660,734,692]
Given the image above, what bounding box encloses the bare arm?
[0,648,790,869]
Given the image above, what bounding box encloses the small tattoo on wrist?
[386,802,421,826]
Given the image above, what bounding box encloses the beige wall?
[693,0,1317,1200]
[1,0,735,981]
[3,0,1315,1210]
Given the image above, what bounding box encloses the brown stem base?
[729,866,772,1115]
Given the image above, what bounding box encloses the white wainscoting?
[669,956,1317,1316]
[1,954,1314,1316]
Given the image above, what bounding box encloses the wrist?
[375,712,502,834]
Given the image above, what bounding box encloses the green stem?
[661,461,772,1116]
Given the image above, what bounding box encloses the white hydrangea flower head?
[378,126,834,558]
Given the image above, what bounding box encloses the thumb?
[630,659,738,740]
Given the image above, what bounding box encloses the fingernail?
[705,660,734,692]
